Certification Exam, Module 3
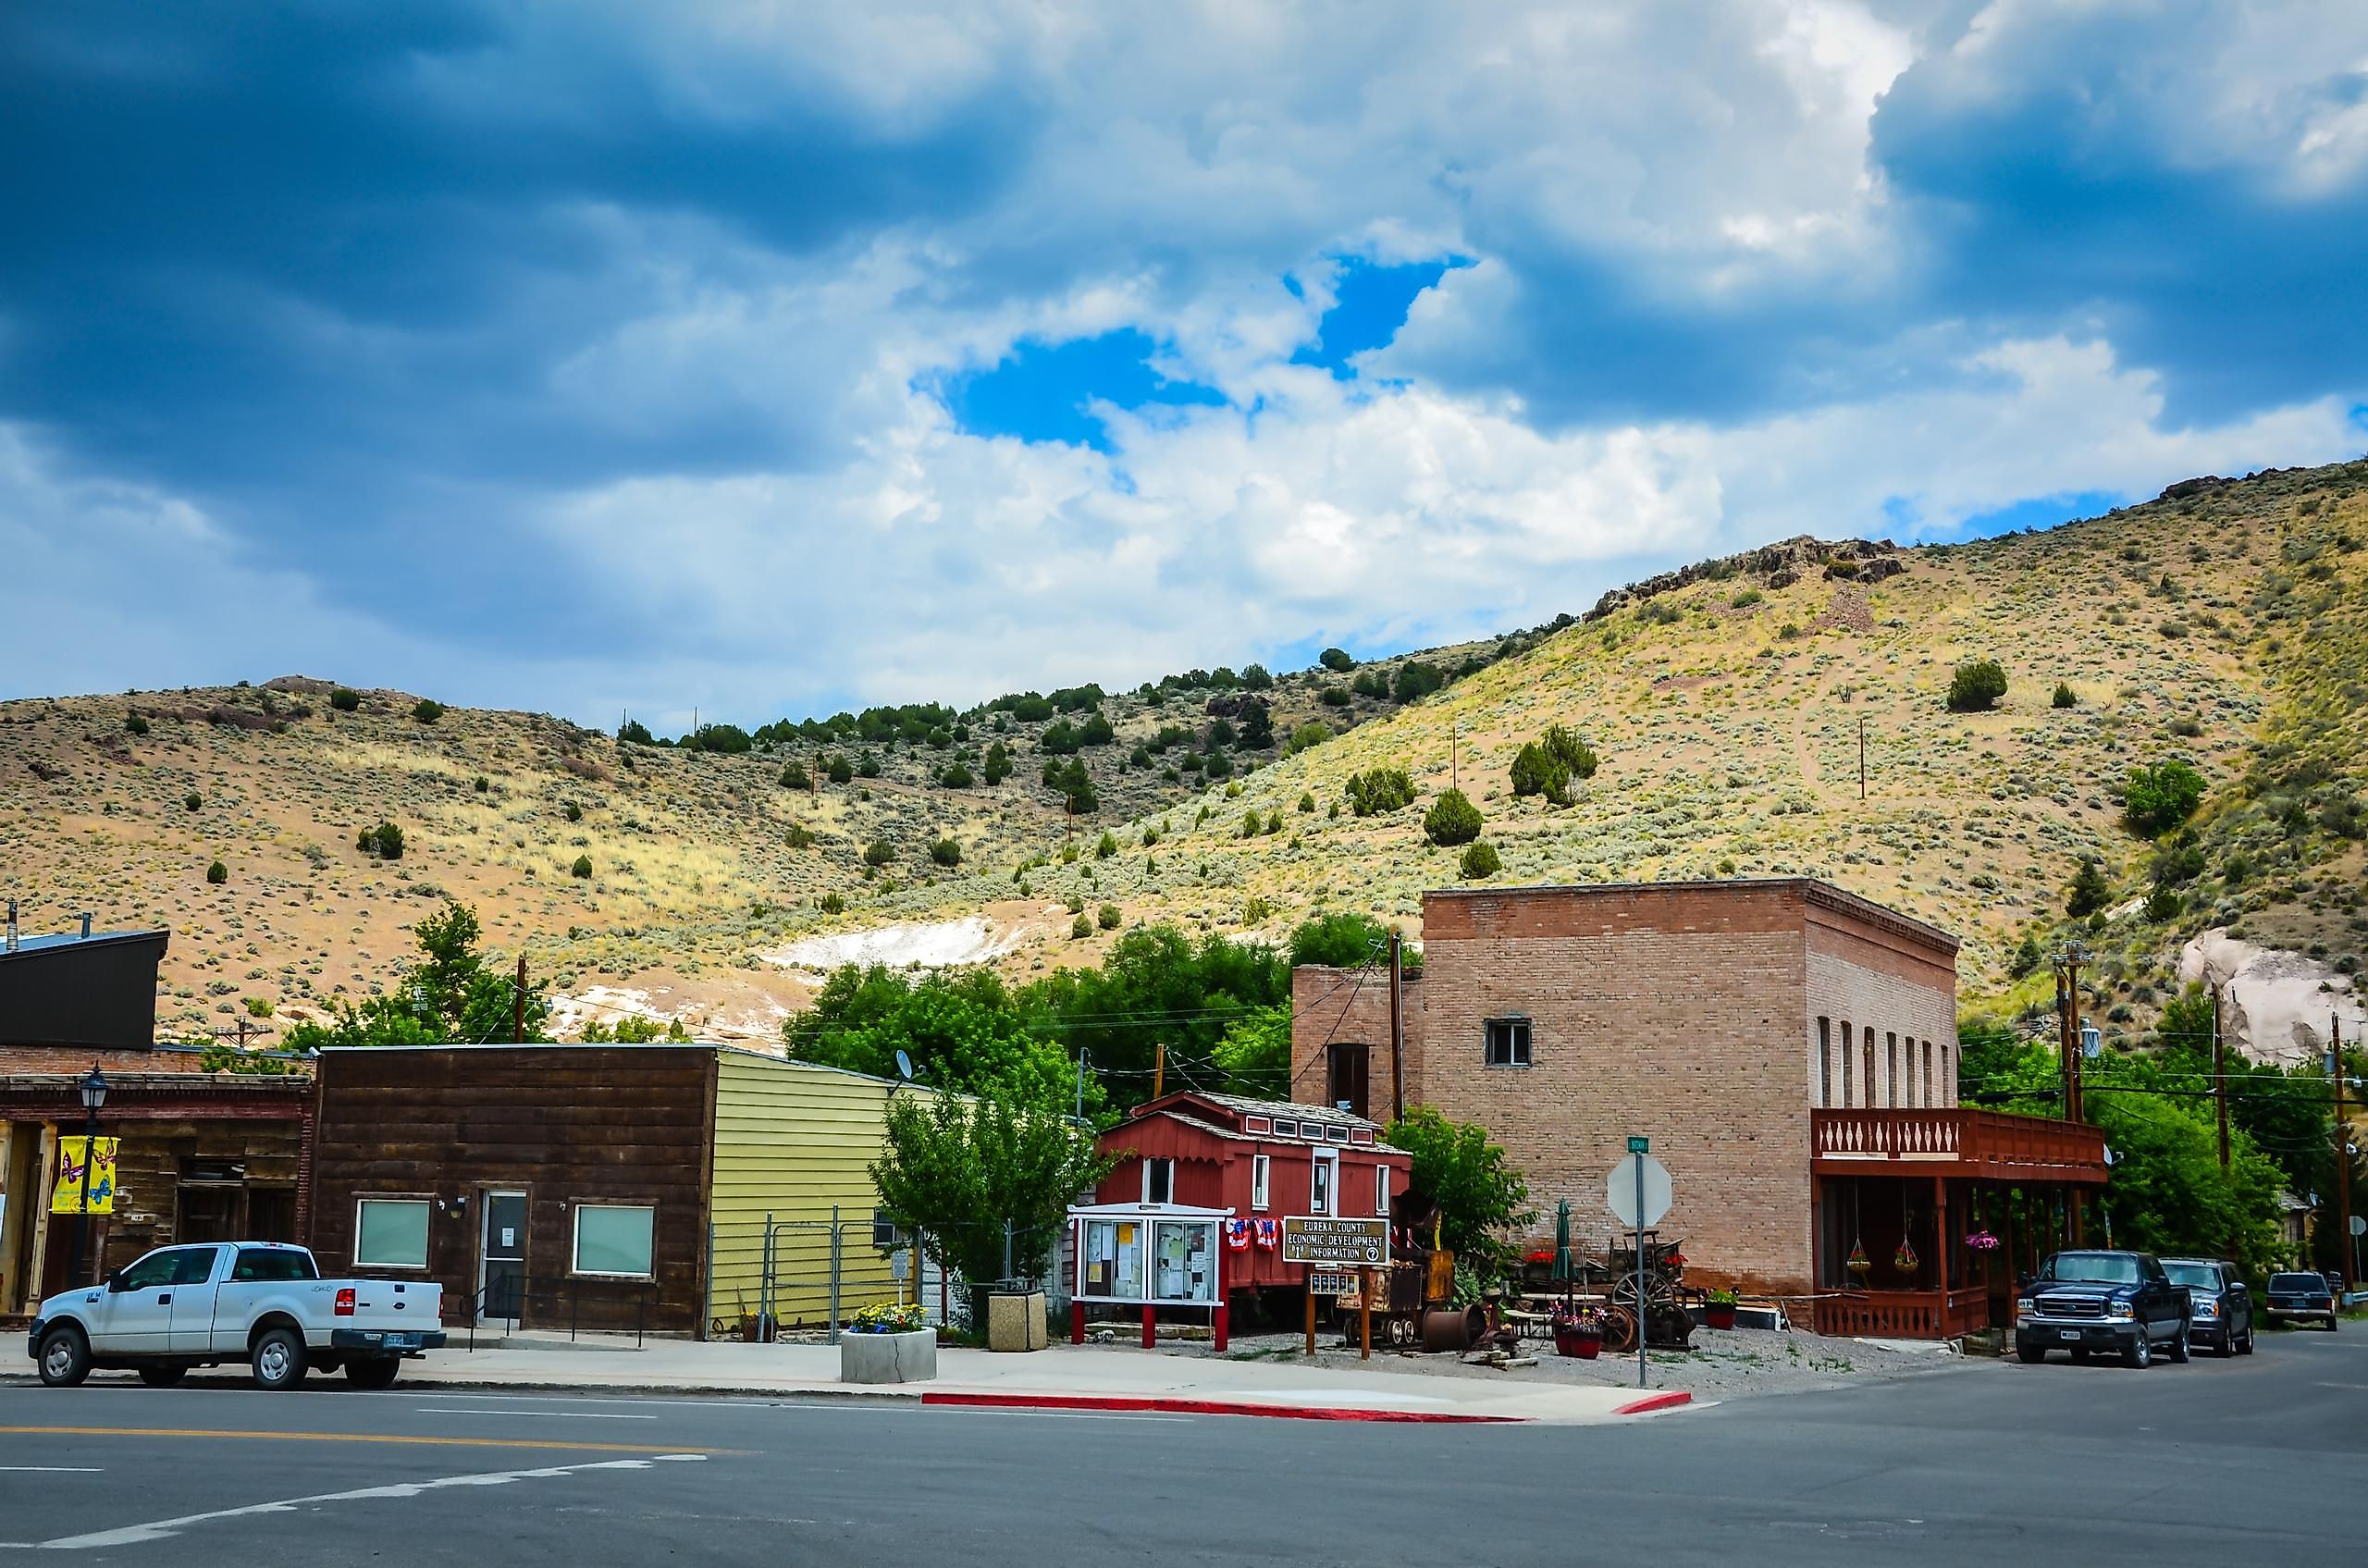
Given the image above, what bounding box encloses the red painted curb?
[918,1391,1521,1424]
[1611,1390,1694,1415]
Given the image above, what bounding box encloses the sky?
[4,1,2366,731]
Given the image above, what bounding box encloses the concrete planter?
[839,1328,938,1384]
[987,1291,1049,1352]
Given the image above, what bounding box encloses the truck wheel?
[2167,1326,2189,1363]
[2123,1331,2152,1369]
[138,1364,189,1388]
[344,1358,400,1391]
[37,1327,91,1388]
[251,1327,308,1391]
[2016,1345,2046,1364]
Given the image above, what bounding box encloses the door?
[479,1192,526,1325]
[1325,1043,1370,1121]
[92,1248,187,1352]
[165,1246,227,1354]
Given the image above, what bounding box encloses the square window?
[1484,1019,1532,1068]
[572,1204,655,1278]
[354,1198,430,1270]
[1143,1158,1174,1205]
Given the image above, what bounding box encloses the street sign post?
[1605,1146,1673,1389]
[1281,1216,1390,1266]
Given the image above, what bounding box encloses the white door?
[92,1248,184,1352]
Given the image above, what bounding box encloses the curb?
[919,1391,1523,1423]
[1610,1390,1694,1415]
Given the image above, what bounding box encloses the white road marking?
[0,1454,706,1550]
[0,1467,104,1474]
[422,1409,659,1421]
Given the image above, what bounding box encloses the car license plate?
[382,1333,419,1350]
[2058,1330,2080,1340]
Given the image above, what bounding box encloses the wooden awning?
[1812,1108,2107,1184]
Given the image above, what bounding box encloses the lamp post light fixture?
[67,1062,109,1288]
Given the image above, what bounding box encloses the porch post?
[1932,1175,1948,1302]
[1809,1173,1823,1292]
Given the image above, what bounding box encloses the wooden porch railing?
[1813,1288,1990,1340]
[1812,1108,2106,1181]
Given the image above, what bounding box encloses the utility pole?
[2214,982,2234,1260]
[1388,930,1405,1124]
[1451,725,1459,793]
[1153,1041,1165,1101]
[1074,1049,1089,1123]
[513,954,527,1043]
[2337,1016,2352,1286]
[2057,943,2090,1246]
[1857,716,1867,802]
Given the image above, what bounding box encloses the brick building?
[1290,879,2104,1338]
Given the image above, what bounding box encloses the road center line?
[2,1454,708,1550]
[0,1426,710,1455]
[0,1467,104,1474]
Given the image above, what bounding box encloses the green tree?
[412,698,445,724]
[1541,724,1598,780]
[2122,759,2206,835]
[786,965,1088,1113]
[1095,830,1118,859]
[1946,659,2007,712]
[1211,1003,1290,1096]
[1424,788,1484,846]
[781,761,812,789]
[1459,840,1502,878]
[1508,742,1570,806]
[1344,768,1415,816]
[982,742,1011,784]
[1392,661,1445,702]
[870,1094,1116,1294]
[329,688,362,712]
[930,837,963,868]
[1385,1107,1535,1273]
[1018,923,1289,1111]
[1289,911,1389,969]
[571,854,594,879]
[1319,647,1355,672]
[617,718,653,746]
[205,859,228,884]
[2091,1094,2284,1278]
[2052,682,2078,709]
[863,838,894,868]
[279,898,549,1049]
[2066,858,2112,917]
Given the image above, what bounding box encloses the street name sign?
[1281,1216,1389,1266]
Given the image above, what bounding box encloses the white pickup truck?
[30,1241,445,1390]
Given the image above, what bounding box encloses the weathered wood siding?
[310,1045,713,1335]
[708,1053,927,1330]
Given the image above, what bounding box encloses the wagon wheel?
[1598,1304,1640,1355]
[1387,1312,1417,1349]
[1610,1272,1682,1316]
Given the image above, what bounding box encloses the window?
[1904,1033,1915,1104]
[1840,1023,1854,1105]
[171,1249,221,1286]
[1375,1167,1390,1216]
[571,1204,656,1278]
[1886,1033,1898,1107]
[354,1198,431,1270]
[1270,1117,1298,1138]
[1862,1030,1875,1109]
[1251,1154,1270,1211]
[1310,1153,1336,1216]
[1817,1018,1832,1106]
[113,1251,182,1292]
[233,1247,318,1283]
[1923,1041,1935,1107]
[1484,1018,1532,1068]
[1142,1158,1175,1205]
[1938,1040,1951,1105]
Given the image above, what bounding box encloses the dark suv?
[2264,1272,2338,1330]
[2162,1256,2253,1356]
[2016,1250,2192,1367]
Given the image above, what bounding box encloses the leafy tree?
[1094,830,1117,859]
[279,898,549,1049]
[564,801,584,822]
[1018,924,1290,1111]
[930,837,962,868]
[1319,648,1355,673]
[1541,724,1598,780]
[1290,911,1390,969]
[1385,1107,1535,1273]
[1344,768,1415,816]
[571,854,594,879]
[1392,661,1446,702]
[982,742,1010,784]
[359,821,404,860]
[1041,720,1084,755]
[412,698,445,724]
[1097,902,1122,931]
[1318,686,1350,709]
[2066,857,2112,917]
[1237,700,1275,750]
[863,838,895,867]
[1460,840,1502,878]
[1080,713,1116,747]
[1211,1003,1290,1095]
[686,722,752,754]
[125,712,149,735]
[856,752,881,780]
[1240,663,1273,690]
[2091,1093,2284,1278]
[787,966,1087,1112]
[329,688,362,712]
[617,718,653,746]
[870,1094,1116,1293]
[781,761,812,790]
[1424,788,1484,846]
[939,761,974,788]
[1055,758,1098,812]
[186,792,203,811]
[584,1014,689,1043]
[784,823,817,849]
[1350,670,1389,699]
[1509,742,1570,806]
[1071,914,1094,939]
[1205,717,1238,749]
[1202,749,1232,781]
[205,859,228,884]
[2053,682,2079,709]
[1945,659,2007,712]
[1298,791,1317,812]
[2123,759,2206,835]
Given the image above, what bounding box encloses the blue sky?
[2,2,2364,729]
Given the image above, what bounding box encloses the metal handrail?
[462,1273,653,1350]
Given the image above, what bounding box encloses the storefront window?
[1082,1218,1145,1300]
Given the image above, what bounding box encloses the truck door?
[203,1246,322,1352]
[165,1246,227,1354]
[92,1249,185,1352]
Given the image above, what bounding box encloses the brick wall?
[1290,880,1957,1297]
[1804,902,1959,1113]
[1289,965,1422,1115]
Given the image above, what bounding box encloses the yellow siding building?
[706,1050,932,1334]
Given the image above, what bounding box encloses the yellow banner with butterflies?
[50,1136,119,1216]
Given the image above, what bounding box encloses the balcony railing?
[1813,1287,1990,1340]
[1812,1108,2106,1181]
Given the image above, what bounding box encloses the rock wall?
[2177,929,2368,1068]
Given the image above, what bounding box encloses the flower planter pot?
[1704,1304,1737,1331]
[839,1327,938,1384]
[1553,1329,1603,1360]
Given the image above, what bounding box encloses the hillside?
[6,458,2366,1053]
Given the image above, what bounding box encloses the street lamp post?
[65,1063,108,1289]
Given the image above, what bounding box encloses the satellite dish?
[894,1050,914,1081]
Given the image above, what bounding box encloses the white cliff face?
[2178,929,2368,1068]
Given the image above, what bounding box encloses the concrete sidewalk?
[3,1332,1678,1424]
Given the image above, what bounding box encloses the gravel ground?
[1068,1321,1982,1398]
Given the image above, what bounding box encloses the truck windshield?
[2162,1262,2219,1289]
[2046,1253,2138,1284]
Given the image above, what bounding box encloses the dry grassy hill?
[6,458,2365,1048]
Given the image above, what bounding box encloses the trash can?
[988,1290,1049,1352]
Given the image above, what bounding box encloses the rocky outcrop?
[2177,930,2368,1067]
[1584,536,1904,622]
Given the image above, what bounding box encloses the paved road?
[2,1327,2359,1564]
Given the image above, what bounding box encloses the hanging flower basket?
[1893,1240,1919,1273]
[1964,1230,2000,1253]
[1845,1242,1872,1279]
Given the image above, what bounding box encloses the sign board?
[50,1137,118,1216]
[1626,1135,1650,1154]
[1307,1271,1356,1296]
[1605,1153,1671,1228]
[1281,1216,1389,1266]
[2351,1215,2366,1239]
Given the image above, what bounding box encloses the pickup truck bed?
[30,1241,445,1390]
